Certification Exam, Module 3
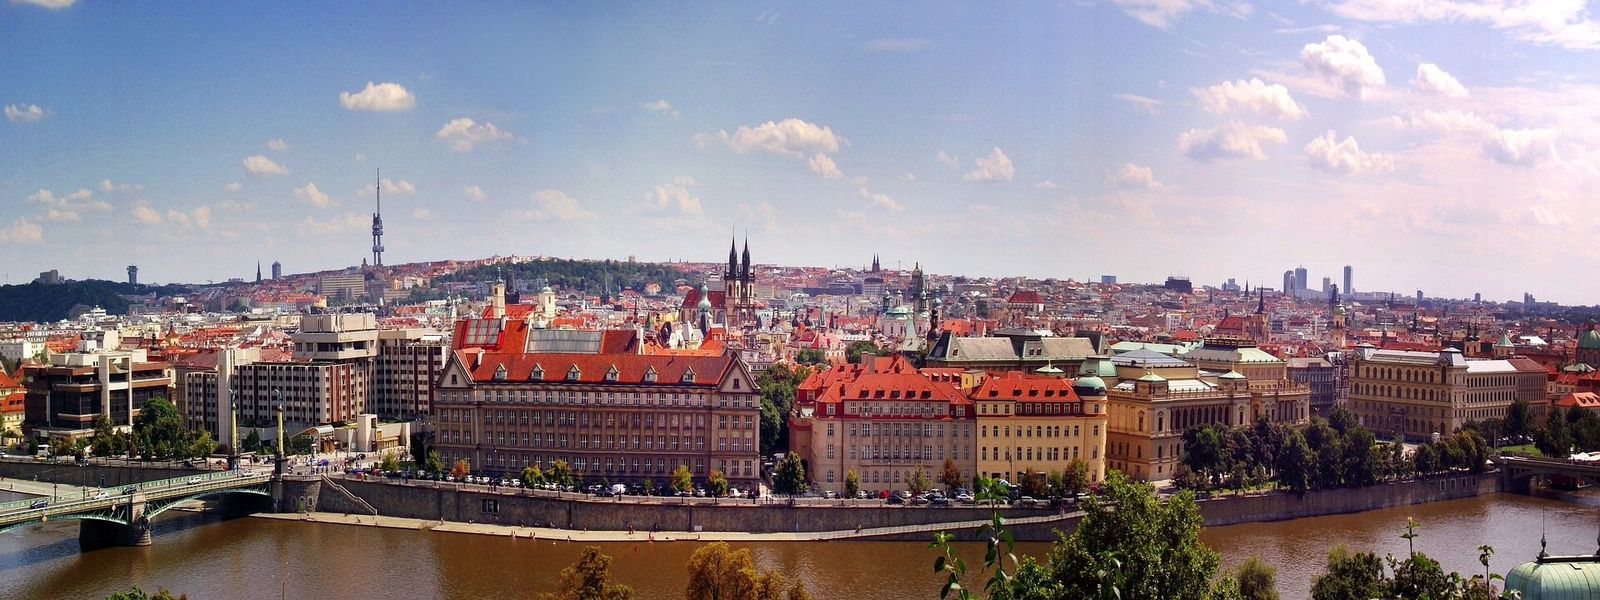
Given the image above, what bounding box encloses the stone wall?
[1197,473,1500,527]
[0,458,204,488]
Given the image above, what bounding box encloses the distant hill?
[0,280,190,323]
[436,258,693,297]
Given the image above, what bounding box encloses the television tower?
[371,168,385,267]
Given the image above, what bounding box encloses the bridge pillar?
[78,497,151,551]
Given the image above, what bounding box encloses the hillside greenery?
[0,280,189,322]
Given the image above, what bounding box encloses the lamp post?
[274,389,284,478]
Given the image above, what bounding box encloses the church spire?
[727,236,738,278]
[741,236,751,281]
[1256,287,1265,314]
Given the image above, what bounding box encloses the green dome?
[1073,376,1107,396]
[1505,557,1600,600]
[1581,329,1600,350]
[1219,370,1247,380]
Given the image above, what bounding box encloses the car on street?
[93,491,110,500]
[823,490,837,499]
[187,477,202,485]
[29,500,48,509]
[886,494,904,505]
[955,493,975,504]
[1015,496,1040,507]
[122,486,137,495]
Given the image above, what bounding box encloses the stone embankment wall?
[1197,473,1500,527]
[0,459,204,488]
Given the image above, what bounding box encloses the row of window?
[981,423,1097,439]
[979,445,1090,462]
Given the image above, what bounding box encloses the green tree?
[844,468,860,498]
[1062,459,1091,496]
[941,458,964,492]
[1340,427,1379,488]
[47,436,74,459]
[188,430,216,460]
[1275,429,1313,495]
[685,542,811,600]
[105,587,188,600]
[1232,556,1278,600]
[845,340,886,364]
[758,398,785,456]
[1016,469,1046,499]
[1505,398,1534,441]
[241,428,261,453]
[1570,408,1600,452]
[671,465,693,494]
[794,348,828,365]
[134,397,185,460]
[1536,407,1572,458]
[1327,404,1359,436]
[379,452,399,472]
[1310,546,1385,600]
[522,465,543,488]
[773,452,807,495]
[1412,443,1439,475]
[1182,425,1227,488]
[548,459,574,488]
[89,416,120,457]
[425,449,443,475]
[1045,471,1231,599]
[708,470,729,497]
[909,465,934,496]
[540,546,634,600]
[642,479,655,496]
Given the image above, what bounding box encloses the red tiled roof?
[458,349,734,387]
[681,288,727,310]
[972,371,1083,403]
[1555,392,1600,409]
[1008,290,1043,305]
[1,391,22,414]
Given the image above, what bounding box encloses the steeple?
[727,237,738,278]
[255,261,262,283]
[740,236,751,281]
[1256,287,1265,314]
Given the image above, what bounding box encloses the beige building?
[1102,349,1255,482]
[1349,347,1547,442]
[972,371,1107,485]
[1181,338,1312,427]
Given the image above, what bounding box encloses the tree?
[685,542,811,600]
[1016,469,1046,498]
[1327,405,1359,436]
[548,460,575,488]
[1044,471,1231,598]
[671,465,693,495]
[522,465,543,488]
[105,588,188,600]
[795,348,827,365]
[1310,546,1384,600]
[845,340,885,364]
[909,465,933,496]
[758,399,785,456]
[134,397,186,460]
[1340,427,1379,488]
[379,452,399,472]
[47,436,74,459]
[844,469,860,498]
[540,546,634,600]
[642,479,655,496]
[941,458,964,492]
[1505,398,1534,441]
[241,428,262,453]
[1274,429,1313,495]
[1570,408,1600,452]
[89,416,121,457]
[1232,556,1279,600]
[1063,459,1091,496]
[425,449,443,475]
[773,452,807,495]
[1182,425,1226,488]
[1412,443,1440,476]
[1535,407,1571,458]
[450,458,470,480]
[708,470,729,497]
[188,430,216,460]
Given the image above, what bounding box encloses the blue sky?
[4,1,1600,304]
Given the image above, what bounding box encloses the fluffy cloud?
[514,190,595,222]
[1106,163,1164,189]
[1178,122,1288,161]
[299,213,369,236]
[1112,0,1252,28]
[641,99,679,117]
[736,201,780,234]
[130,203,211,230]
[963,147,1016,182]
[642,180,704,215]
[4,104,48,123]
[1301,35,1386,99]
[936,151,960,170]
[1193,78,1307,119]
[1391,108,1495,135]
[372,178,415,195]
[0,219,43,244]
[132,204,162,225]
[435,117,516,152]
[1035,180,1059,189]
[242,155,287,176]
[898,172,917,181]
[463,185,487,202]
[808,153,844,180]
[698,118,842,157]
[860,38,931,52]
[12,0,74,8]
[99,179,142,193]
[27,188,110,222]
[412,208,436,221]
[294,182,332,208]
[1113,93,1165,114]
[1304,131,1395,173]
[267,138,291,151]
[339,81,416,111]
[224,181,244,193]
[1412,63,1467,97]
[1483,128,1558,165]
[1326,0,1600,50]
[857,186,904,212]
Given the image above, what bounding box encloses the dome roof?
[1581,329,1600,350]
[1035,363,1064,375]
[1505,556,1600,600]
[1219,370,1247,380]
[1073,376,1107,395]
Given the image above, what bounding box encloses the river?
[0,491,1594,599]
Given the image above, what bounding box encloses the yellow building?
[1349,347,1547,442]
[1181,337,1312,427]
[972,371,1107,485]
[1103,349,1254,482]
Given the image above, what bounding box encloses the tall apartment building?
[433,328,762,486]
[317,272,367,302]
[373,328,448,421]
[1287,357,1339,416]
[23,348,175,442]
[1348,347,1547,441]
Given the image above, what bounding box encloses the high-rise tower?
[371,169,385,267]
[1343,265,1353,300]
[127,265,137,285]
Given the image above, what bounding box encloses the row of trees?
[1180,406,1491,495]
[58,398,217,462]
[542,542,811,600]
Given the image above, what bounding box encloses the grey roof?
[938,336,1094,363]
[1287,357,1332,368]
[1181,345,1284,365]
[1112,348,1192,369]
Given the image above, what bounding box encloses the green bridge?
[0,470,273,549]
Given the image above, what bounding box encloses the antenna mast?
[371,168,385,267]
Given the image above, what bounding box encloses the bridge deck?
[0,471,271,529]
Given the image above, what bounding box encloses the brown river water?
[0,490,1595,599]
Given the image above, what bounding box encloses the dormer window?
[681,367,696,384]
[492,364,507,381]
[644,366,658,383]
[530,365,544,381]
[567,365,581,381]
[605,365,620,382]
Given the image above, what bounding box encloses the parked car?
[1015,496,1040,507]
[929,496,952,507]
[955,493,975,504]
[887,494,904,505]
[823,490,837,499]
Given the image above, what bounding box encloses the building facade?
[23,349,175,441]
[1287,357,1338,416]
[1348,347,1547,442]
[972,372,1107,485]
[373,328,448,422]
[1102,349,1255,482]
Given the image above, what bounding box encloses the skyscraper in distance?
[1343,265,1353,299]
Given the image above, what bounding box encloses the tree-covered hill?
[437,258,694,296]
[0,280,190,323]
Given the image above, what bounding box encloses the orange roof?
[457,349,735,388]
[1555,392,1600,410]
[1,391,22,414]
[971,371,1083,403]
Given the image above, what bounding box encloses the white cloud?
[1113,93,1165,114]
[1035,180,1059,189]
[27,188,110,222]
[224,181,243,193]
[132,204,162,225]
[860,38,931,52]
[808,153,844,180]
[1193,78,1307,119]
[267,138,291,151]
[1106,163,1165,189]
[12,0,75,8]
[4,104,48,123]
[294,182,332,208]
[1391,108,1496,135]
[1483,128,1558,165]
[1112,0,1253,29]
[1412,63,1468,97]
[1304,131,1395,173]
[736,201,780,234]
[698,118,842,157]
[641,99,680,118]
[192,205,212,230]
[642,181,704,215]
[242,155,287,176]
[1178,122,1288,161]
[0,219,42,244]
[339,81,416,111]
[514,190,595,222]
[936,151,961,170]
[1326,0,1600,50]
[963,147,1016,182]
[898,172,917,181]
[412,208,436,221]
[99,179,142,193]
[299,213,369,236]
[463,185,487,202]
[857,186,904,212]
[1301,35,1386,99]
[375,178,415,195]
[435,117,516,152]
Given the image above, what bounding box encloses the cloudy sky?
[3,1,1599,303]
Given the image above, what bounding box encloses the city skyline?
[4,2,1600,303]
